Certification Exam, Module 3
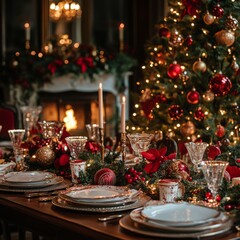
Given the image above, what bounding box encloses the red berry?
[125,174,131,179]
[127,178,133,184]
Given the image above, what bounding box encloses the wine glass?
[21,106,42,139]
[85,124,100,142]
[8,129,25,161]
[127,133,154,158]
[201,160,228,206]
[184,142,208,172]
[65,136,88,160]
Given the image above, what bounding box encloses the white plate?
[4,171,56,183]
[119,215,233,239]
[61,185,131,203]
[130,207,230,232]
[141,202,220,226]
[52,194,151,213]
[0,176,64,188]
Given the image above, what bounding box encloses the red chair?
[0,104,20,141]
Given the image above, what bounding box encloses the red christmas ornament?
[185,35,193,46]
[194,108,205,121]
[168,105,183,120]
[158,27,171,38]
[212,4,224,18]
[209,73,232,96]
[186,90,200,104]
[94,168,116,185]
[215,125,225,138]
[167,63,182,79]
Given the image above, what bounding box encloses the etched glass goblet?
[184,142,208,172]
[127,133,154,158]
[201,160,228,206]
[65,136,88,160]
[8,129,25,161]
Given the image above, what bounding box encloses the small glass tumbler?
[70,160,86,184]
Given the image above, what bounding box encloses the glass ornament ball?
[209,73,232,96]
[193,59,207,73]
[203,12,215,25]
[167,63,182,79]
[186,90,200,104]
[215,29,235,47]
[212,4,224,18]
[158,27,171,38]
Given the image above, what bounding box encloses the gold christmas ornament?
[225,15,238,31]
[35,146,55,166]
[203,90,214,102]
[192,58,207,73]
[215,30,235,47]
[180,121,196,137]
[203,12,215,25]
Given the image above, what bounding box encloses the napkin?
[0,162,16,175]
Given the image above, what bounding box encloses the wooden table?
[0,192,239,240]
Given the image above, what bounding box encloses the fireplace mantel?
[40,72,131,119]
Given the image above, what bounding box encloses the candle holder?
[99,127,105,163]
[121,132,126,163]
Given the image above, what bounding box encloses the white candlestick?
[24,23,31,41]
[98,83,104,128]
[121,96,126,133]
[119,23,124,51]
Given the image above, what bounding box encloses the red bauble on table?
[186,90,200,104]
[167,63,182,79]
[158,27,171,38]
[168,105,183,120]
[94,168,116,185]
[194,108,205,121]
[209,73,232,96]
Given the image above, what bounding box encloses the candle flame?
[122,96,126,103]
[119,23,124,29]
[24,23,30,29]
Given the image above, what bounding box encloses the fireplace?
[38,73,131,137]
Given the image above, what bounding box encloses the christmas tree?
[128,0,239,148]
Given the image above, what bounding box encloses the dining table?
[0,189,240,240]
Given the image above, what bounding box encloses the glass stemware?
[184,142,208,172]
[127,133,154,158]
[65,136,88,160]
[85,124,100,142]
[201,160,228,205]
[8,129,25,161]
[21,106,42,138]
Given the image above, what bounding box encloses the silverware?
[38,196,56,202]
[98,214,124,222]
[25,190,60,198]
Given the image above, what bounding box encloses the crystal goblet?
[184,142,208,172]
[201,160,228,206]
[127,133,154,158]
[39,121,65,142]
[21,106,42,138]
[8,129,25,161]
[65,136,88,160]
[85,124,100,142]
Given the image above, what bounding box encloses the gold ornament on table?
[215,30,235,47]
[34,146,56,166]
[192,58,207,73]
[203,11,215,25]
[180,121,196,137]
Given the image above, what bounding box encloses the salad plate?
[4,171,56,183]
[141,202,220,227]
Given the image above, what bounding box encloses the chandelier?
[49,0,81,22]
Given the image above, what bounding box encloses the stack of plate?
[120,202,233,238]
[0,171,67,192]
[52,185,150,213]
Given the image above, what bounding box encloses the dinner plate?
[60,185,131,203]
[0,176,64,188]
[4,171,56,183]
[59,189,139,207]
[52,194,151,213]
[141,202,220,226]
[119,215,233,239]
[130,207,230,232]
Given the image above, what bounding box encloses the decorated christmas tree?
[128,0,239,149]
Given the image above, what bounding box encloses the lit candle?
[24,23,31,41]
[98,83,104,128]
[119,23,124,51]
[121,96,126,133]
